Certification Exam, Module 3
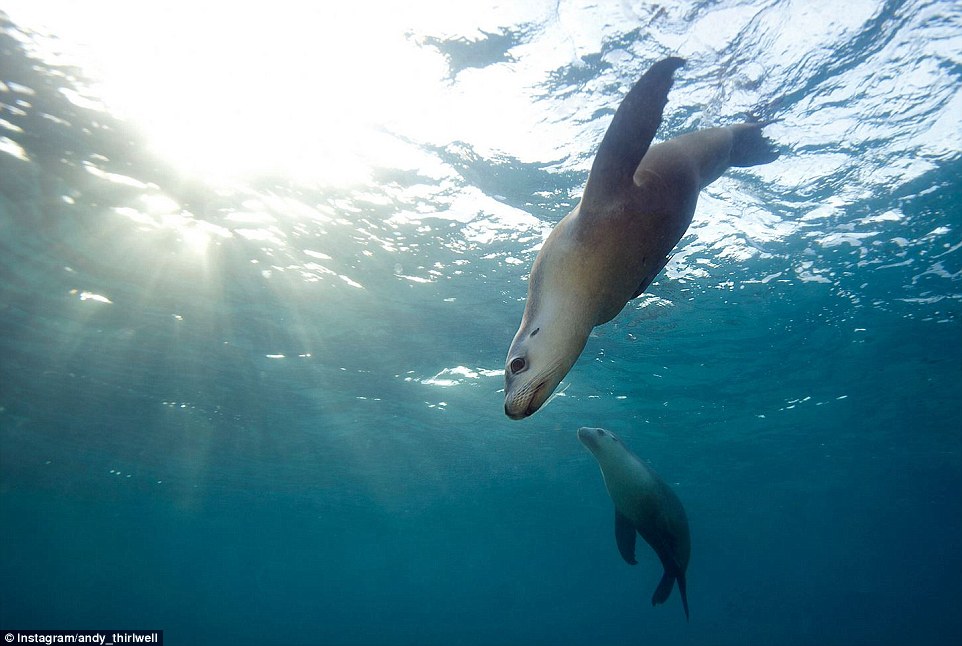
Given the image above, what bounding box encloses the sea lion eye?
[509,357,526,374]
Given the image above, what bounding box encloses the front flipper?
[582,57,685,209]
[614,510,638,565]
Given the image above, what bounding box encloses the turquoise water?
[2,2,961,645]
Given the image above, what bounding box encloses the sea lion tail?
[677,571,690,622]
[651,568,690,622]
[729,122,779,167]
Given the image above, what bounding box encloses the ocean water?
[1,2,960,645]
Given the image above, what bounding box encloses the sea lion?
[503,57,778,419]
[577,426,691,620]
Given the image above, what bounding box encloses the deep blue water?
[2,2,961,645]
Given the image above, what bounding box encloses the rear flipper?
[729,122,779,167]
[651,568,690,622]
[651,569,674,607]
[677,571,690,622]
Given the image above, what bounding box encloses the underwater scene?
[1,1,960,645]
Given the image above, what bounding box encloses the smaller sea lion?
[578,426,691,620]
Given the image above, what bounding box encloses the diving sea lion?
[504,57,778,419]
[577,426,691,620]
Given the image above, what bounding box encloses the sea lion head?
[577,426,623,459]
[503,212,595,420]
[577,426,639,489]
[503,313,587,419]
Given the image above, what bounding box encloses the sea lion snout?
[504,403,528,420]
[577,426,604,446]
[504,379,548,419]
[577,426,611,454]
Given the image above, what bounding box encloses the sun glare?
[5,1,466,185]
[7,0,585,192]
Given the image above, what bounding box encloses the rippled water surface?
[1,2,960,645]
